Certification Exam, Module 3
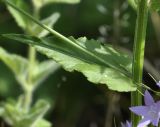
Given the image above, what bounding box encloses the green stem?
[131,0,148,127]
[23,88,33,111]
[28,46,36,85]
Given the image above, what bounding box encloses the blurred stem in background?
[131,0,148,126]
[151,12,160,49]
[113,0,121,45]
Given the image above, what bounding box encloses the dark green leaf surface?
[1,34,136,92]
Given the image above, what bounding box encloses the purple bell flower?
[130,90,160,127]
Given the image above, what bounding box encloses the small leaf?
[32,60,60,87]
[2,34,136,92]
[0,47,59,89]
[149,0,160,12]
[24,100,50,126]
[128,0,137,10]
[35,119,51,127]
[1,99,50,127]
[0,47,28,88]
[0,47,28,76]
[31,12,60,38]
[6,0,30,30]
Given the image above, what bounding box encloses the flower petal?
[144,90,154,106]
[137,117,150,127]
[151,117,159,126]
[129,106,149,116]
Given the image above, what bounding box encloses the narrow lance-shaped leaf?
[31,12,60,38]
[1,34,136,92]
[6,0,30,30]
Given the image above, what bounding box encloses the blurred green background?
[0,0,160,127]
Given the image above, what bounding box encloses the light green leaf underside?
[6,0,30,30]
[1,34,136,92]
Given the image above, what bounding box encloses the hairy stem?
[28,46,36,85]
[131,0,148,126]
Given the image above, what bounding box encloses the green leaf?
[0,47,28,88]
[31,12,60,37]
[32,0,80,9]
[27,100,50,125]
[0,47,59,89]
[0,47,28,76]
[128,0,137,10]
[0,107,4,116]
[1,99,51,127]
[32,60,60,87]
[2,34,136,92]
[6,0,30,30]
[35,119,51,127]
[149,0,160,12]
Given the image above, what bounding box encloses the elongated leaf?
[6,0,30,29]
[2,34,136,92]
[32,12,60,37]
[149,0,160,12]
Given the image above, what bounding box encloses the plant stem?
[28,46,36,84]
[131,0,148,126]
[23,87,33,111]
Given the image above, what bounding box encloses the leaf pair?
[0,47,60,90]
[0,99,51,127]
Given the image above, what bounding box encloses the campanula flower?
[130,90,160,127]
[121,120,132,127]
